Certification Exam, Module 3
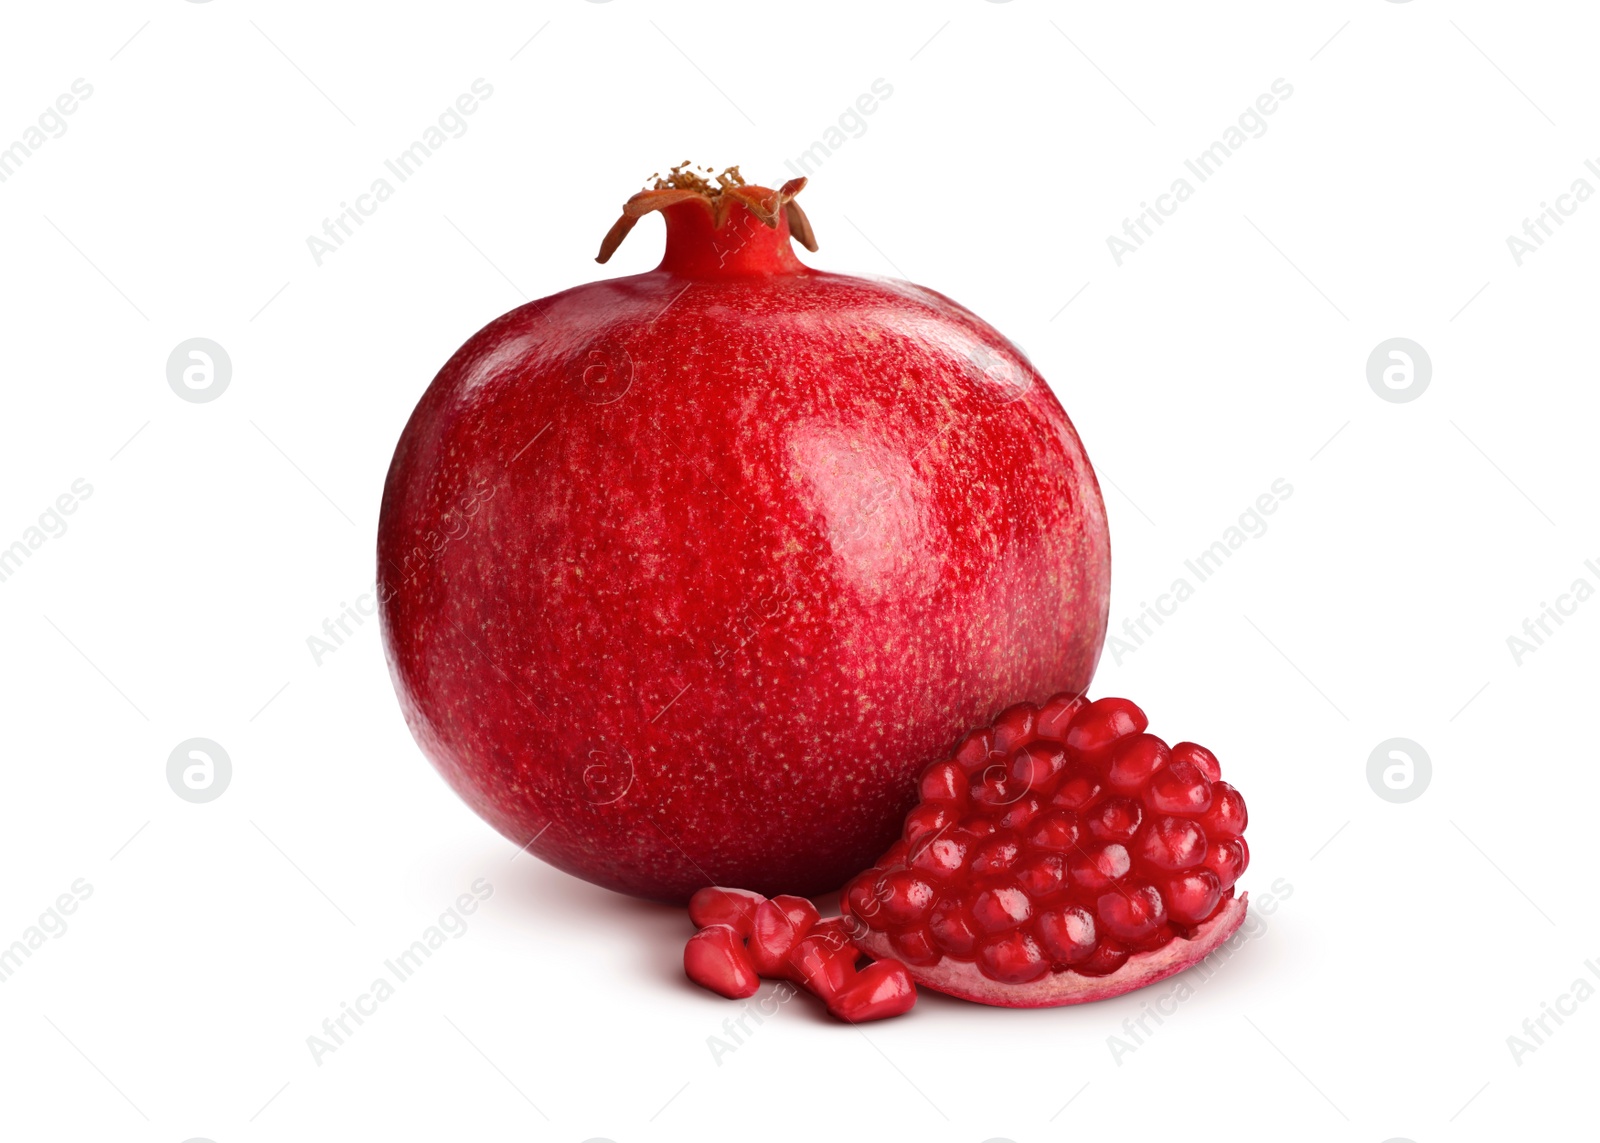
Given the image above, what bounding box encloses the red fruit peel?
[379,164,1110,902]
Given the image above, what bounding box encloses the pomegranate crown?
[595,162,819,264]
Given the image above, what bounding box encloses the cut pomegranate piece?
[684,924,760,999]
[845,693,1252,1007]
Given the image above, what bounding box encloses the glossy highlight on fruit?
[379,165,1111,902]
[844,693,1250,1007]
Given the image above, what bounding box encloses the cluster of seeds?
[683,887,916,1022]
[844,694,1249,986]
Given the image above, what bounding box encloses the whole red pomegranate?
[379,165,1109,902]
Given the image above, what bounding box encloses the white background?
[1,2,1595,1140]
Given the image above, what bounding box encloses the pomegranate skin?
[378,181,1109,902]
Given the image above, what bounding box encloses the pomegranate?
[842,693,1250,1006]
[379,164,1110,902]
[683,886,916,1022]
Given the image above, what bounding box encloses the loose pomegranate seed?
[788,923,856,996]
[841,692,1253,1007]
[828,959,916,1022]
[748,894,821,975]
[687,886,766,936]
[684,924,760,999]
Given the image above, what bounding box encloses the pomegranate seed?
[1066,697,1147,754]
[1050,768,1103,810]
[929,896,981,955]
[1036,904,1097,965]
[1072,937,1131,977]
[903,802,954,846]
[1163,869,1223,925]
[978,929,1050,984]
[1036,692,1087,739]
[991,703,1038,753]
[1172,741,1221,782]
[1107,733,1170,792]
[919,760,968,805]
[828,959,916,1022]
[1068,843,1131,891]
[684,924,760,999]
[1136,815,1209,870]
[971,883,1033,933]
[1025,809,1083,851]
[970,834,1021,874]
[748,895,820,975]
[1016,852,1067,898]
[1199,782,1248,838]
[1009,742,1067,790]
[889,926,942,967]
[997,796,1043,831]
[687,886,765,936]
[970,770,1023,809]
[1087,795,1143,841]
[1146,760,1214,816]
[788,929,856,997]
[953,730,994,773]
[875,870,936,926]
[1097,884,1168,943]
[909,832,970,877]
[1204,838,1249,890]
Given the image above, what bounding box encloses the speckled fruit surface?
[378,169,1110,902]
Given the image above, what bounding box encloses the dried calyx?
[596,162,819,264]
